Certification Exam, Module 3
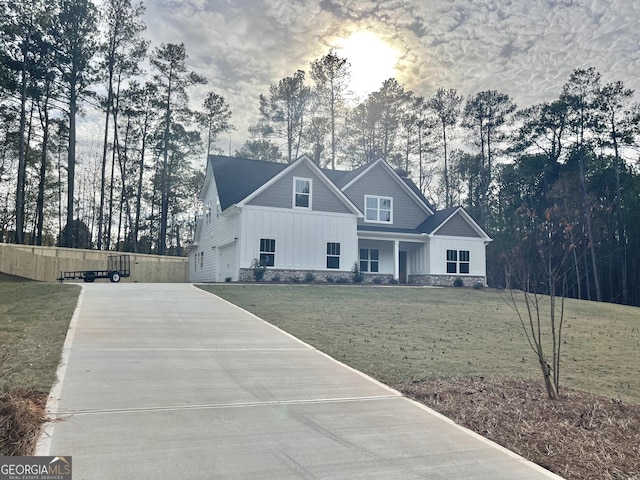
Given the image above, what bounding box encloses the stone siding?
[239,268,485,287]
[408,274,486,287]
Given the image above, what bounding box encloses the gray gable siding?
[344,163,429,229]
[435,212,481,238]
[248,162,353,214]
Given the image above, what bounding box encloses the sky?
[137,0,640,156]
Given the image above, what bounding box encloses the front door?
[399,251,407,284]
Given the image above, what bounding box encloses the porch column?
[393,240,399,281]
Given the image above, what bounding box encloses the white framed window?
[365,195,392,223]
[359,248,379,273]
[447,249,470,274]
[293,177,312,209]
[260,238,276,266]
[205,203,212,224]
[326,242,340,269]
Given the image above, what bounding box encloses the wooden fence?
[0,244,189,283]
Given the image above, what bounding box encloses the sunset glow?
[335,31,399,99]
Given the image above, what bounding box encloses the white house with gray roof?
[189,154,492,285]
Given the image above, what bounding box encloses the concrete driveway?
[38,283,562,479]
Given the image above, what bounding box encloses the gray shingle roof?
[211,155,288,210]
[415,207,460,234]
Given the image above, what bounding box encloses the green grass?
[0,276,81,394]
[199,284,640,404]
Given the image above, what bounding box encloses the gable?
[248,161,354,214]
[434,211,483,238]
[342,162,430,229]
[210,155,287,211]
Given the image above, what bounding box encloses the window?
[260,238,276,267]
[446,250,457,273]
[326,242,340,269]
[359,248,379,273]
[459,250,470,274]
[365,195,392,223]
[447,249,470,274]
[200,252,204,268]
[294,177,312,208]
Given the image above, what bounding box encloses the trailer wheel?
[109,271,121,283]
[84,272,96,283]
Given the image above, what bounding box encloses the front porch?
[357,231,428,284]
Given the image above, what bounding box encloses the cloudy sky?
[139,0,640,154]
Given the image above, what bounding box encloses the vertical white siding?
[428,236,487,276]
[240,206,358,271]
[189,171,241,282]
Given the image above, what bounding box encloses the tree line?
[243,59,640,306]
[1,0,231,255]
[2,0,639,306]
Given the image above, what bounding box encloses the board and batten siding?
[248,162,352,214]
[344,163,429,230]
[189,173,241,282]
[428,236,487,276]
[240,205,357,271]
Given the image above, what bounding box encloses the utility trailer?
[58,255,131,283]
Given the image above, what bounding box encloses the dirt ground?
[399,378,640,480]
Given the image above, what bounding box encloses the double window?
[365,195,392,223]
[326,242,340,269]
[447,249,470,274]
[359,248,379,273]
[260,238,276,267]
[294,177,312,208]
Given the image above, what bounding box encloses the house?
[188,154,492,285]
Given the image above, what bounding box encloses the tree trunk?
[65,81,77,248]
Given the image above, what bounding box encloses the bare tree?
[506,206,573,400]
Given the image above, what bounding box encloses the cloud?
[135,0,640,151]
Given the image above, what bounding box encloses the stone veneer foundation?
[239,268,486,287]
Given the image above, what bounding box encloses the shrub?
[389,278,398,285]
[325,275,334,283]
[336,276,349,284]
[225,277,232,283]
[290,275,301,283]
[250,258,266,281]
[352,262,363,283]
[473,281,484,289]
[271,274,281,282]
[372,277,383,284]
[304,272,316,283]
[453,277,464,287]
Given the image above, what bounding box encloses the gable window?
[447,249,470,274]
[260,238,276,267]
[365,195,392,223]
[294,177,312,208]
[359,248,379,273]
[326,242,340,269]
